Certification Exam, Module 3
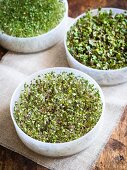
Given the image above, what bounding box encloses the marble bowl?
[64,8,127,85]
[10,67,105,157]
[0,0,68,53]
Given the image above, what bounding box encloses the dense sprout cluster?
[67,9,127,70]
[0,0,65,37]
[14,72,102,143]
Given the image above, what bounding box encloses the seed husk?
[67,9,127,70]
[14,72,102,143]
[0,0,65,37]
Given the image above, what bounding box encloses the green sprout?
[67,9,127,70]
[0,0,65,37]
[14,72,102,143]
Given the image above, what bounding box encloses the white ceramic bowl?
[64,8,127,85]
[0,0,68,53]
[10,67,105,157]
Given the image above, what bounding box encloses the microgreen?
[67,9,127,70]
[0,0,65,37]
[14,72,102,143]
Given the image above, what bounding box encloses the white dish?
[10,67,105,157]
[64,8,127,85]
[0,0,68,53]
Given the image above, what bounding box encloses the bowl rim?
[10,67,105,146]
[0,0,68,39]
[64,8,127,73]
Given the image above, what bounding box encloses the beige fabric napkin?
[0,41,127,170]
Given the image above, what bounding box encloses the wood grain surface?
[0,0,127,170]
[0,145,47,170]
[93,106,127,170]
[68,0,127,17]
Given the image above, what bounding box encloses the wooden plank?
[93,106,127,170]
[0,145,49,170]
[68,0,127,17]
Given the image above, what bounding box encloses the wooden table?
[0,0,127,169]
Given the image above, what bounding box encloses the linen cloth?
[0,40,127,170]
